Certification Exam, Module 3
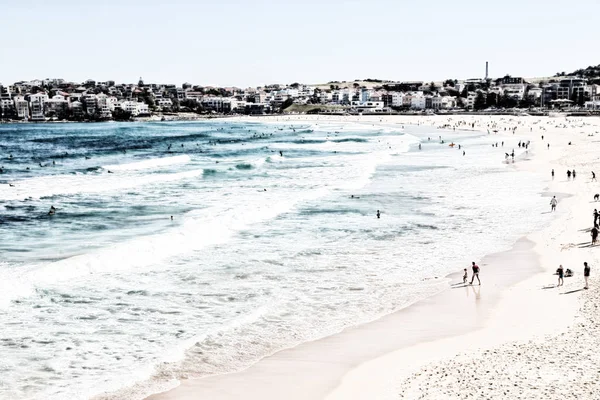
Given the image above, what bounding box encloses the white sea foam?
[102,155,191,171]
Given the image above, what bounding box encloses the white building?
[136,103,150,115]
[96,94,112,119]
[410,92,426,110]
[502,84,526,100]
[585,101,600,110]
[14,96,29,119]
[431,95,456,110]
[156,98,173,109]
[119,101,139,115]
[29,92,49,115]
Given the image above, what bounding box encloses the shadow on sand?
[561,288,585,295]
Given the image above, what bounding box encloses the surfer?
[48,206,56,216]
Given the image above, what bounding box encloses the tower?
[485,62,489,80]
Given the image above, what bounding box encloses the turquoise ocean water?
[0,120,549,399]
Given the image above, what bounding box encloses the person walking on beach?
[463,268,468,284]
[567,170,571,180]
[550,196,557,212]
[594,209,599,227]
[592,171,596,182]
[470,262,480,285]
[584,262,590,289]
[573,170,576,179]
[551,169,555,179]
[592,226,598,245]
[557,264,564,287]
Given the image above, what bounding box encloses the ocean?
[0,119,550,399]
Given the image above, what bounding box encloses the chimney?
[485,61,489,80]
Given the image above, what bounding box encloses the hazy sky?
[1,0,598,87]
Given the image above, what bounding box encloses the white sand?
[147,115,600,400]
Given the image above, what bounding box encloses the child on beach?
[550,196,557,212]
[463,268,468,284]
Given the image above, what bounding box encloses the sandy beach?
[147,114,600,400]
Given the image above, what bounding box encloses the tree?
[281,98,294,111]
[112,108,132,121]
[429,82,436,93]
[444,79,455,87]
[290,82,300,89]
[486,92,498,108]
[474,92,486,110]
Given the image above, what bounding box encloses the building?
[70,101,84,118]
[156,98,173,110]
[46,95,69,117]
[584,101,600,110]
[96,94,112,119]
[201,97,232,113]
[495,76,525,85]
[410,92,426,109]
[351,101,384,112]
[30,99,45,121]
[14,96,29,119]
[83,94,97,115]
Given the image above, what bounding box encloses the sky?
[1,0,598,87]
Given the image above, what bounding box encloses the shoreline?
[144,115,593,400]
[2,110,600,126]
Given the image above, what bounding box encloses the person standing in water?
[470,262,480,285]
[584,262,590,289]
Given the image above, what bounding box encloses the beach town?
[1,63,600,122]
[2,0,600,398]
